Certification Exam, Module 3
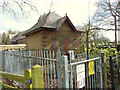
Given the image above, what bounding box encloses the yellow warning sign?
[88,61,94,76]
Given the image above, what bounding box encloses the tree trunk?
[114,16,117,48]
[108,0,117,48]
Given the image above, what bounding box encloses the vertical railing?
[0,50,107,89]
[56,51,70,88]
[109,56,115,90]
[0,50,59,88]
[2,51,5,71]
[69,64,73,88]
[67,51,104,89]
[62,55,69,88]
[99,56,103,88]
[57,51,62,88]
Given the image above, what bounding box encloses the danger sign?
[88,61,94,76]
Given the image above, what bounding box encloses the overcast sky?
[0,0,116,41]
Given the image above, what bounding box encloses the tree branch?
[0,0,38,16]
[108,0,116,17]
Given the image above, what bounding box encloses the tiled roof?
[11,32,26,42]
[42,12,62,28]
[24,12,62,34]
[23,12,82,35]
[8,34,17,39]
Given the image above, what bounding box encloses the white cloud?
[104,31,115,41]
[0,0,97,33]
[0,11,39,33]
[0,0,115,41]
[33,0,97,25]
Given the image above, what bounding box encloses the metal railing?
[0,50,104,89]
[0,50,58,88]
[68,51,102,89]
[107,54,120,90]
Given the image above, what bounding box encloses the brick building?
[23,12,83,53]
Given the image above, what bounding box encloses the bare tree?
[6,34,11,45]
[94,0,120,48]
[2,32,7,45]
[108,0,117,48]
[0,0,38,16]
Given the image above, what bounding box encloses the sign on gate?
[88,61,94,76]
[76,64,85,88]
[68,50,75,60]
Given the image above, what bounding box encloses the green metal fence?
[108,54,120,90]
[58,51,103,89]
[0,50,58,88]
[0,50,106,89]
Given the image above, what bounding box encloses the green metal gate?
[69,57,103,89]
[57,51,103,89]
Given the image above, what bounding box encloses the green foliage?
[2,32,11,45]
[85,44,120,79]
[99,47,120,81]
[104,48,116,57]
[2,32,7,45]
[87,41,120,82]
[92,48,100,53]
[8,29,17,34]
[6,35,11,45]
[91,46,119,78]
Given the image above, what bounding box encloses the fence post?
[62,55,69,88]
[101,52,108,89]
[29,51,32,68]
[109,56,115,90]
[31,65,44,88]
[24,69,32,89]
[2,51,5,71]
[57,51,62,88]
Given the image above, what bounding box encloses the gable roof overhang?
[57,16,81,34]
[11,32,26,43]
[24,27,57,36]
[23,13,82,36]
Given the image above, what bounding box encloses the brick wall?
[26,21,81,51]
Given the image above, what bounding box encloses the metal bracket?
[25,79,32,84]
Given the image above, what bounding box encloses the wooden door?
[63,38,69,53]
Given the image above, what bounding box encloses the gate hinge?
[25,79,32,84]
